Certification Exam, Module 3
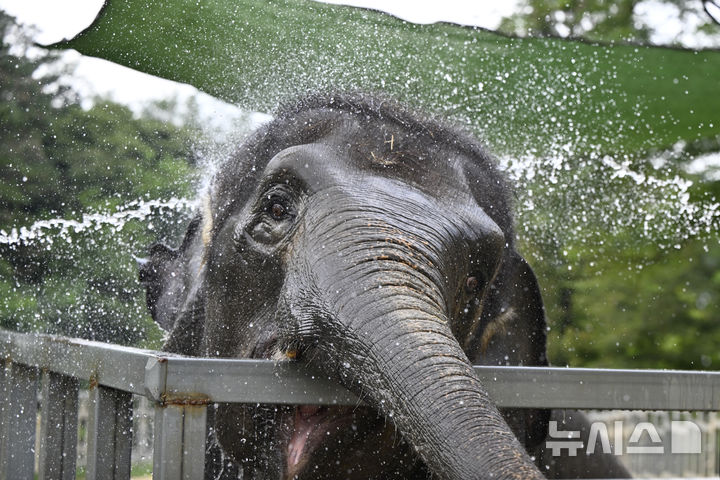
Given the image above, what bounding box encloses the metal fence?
[1,328,719,480]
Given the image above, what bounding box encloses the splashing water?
[0,197,195,246]
[6,0,712,376]
[499,146,720,261]
[0,196,195,346]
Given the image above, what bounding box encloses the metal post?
[38,372,79,480]
[0,360,6,469]
[182,406,207,479]
[153,404,183,480]
[86,385,133,480]
[0,362,39,480]
[153,403,207,480]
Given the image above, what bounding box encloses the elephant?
[140,92,630,479]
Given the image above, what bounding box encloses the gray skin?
[140,93,629,480]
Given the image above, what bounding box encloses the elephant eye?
[262,189,295,222]
[246,191,297,246]
[465,275,480,293]
[270,202,287,219]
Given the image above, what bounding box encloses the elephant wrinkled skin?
[140,93,629,480]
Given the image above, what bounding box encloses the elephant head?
[141,93,551,480]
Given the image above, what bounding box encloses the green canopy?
[56,0,720,158]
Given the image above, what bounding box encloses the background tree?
[0,11,199,345]
[500,0,720,46]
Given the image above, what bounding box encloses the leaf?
[55,0,720,158]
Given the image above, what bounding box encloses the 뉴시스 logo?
[546,420,702,456]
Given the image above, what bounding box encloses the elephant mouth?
[285,405,356,478]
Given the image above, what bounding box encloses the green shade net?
[56,0,720,158]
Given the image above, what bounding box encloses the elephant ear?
[138,214,207,355]
[465,251,550,449]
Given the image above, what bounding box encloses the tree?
[0,11,198,346]
[2,4,719,371]
[500,0,720,46]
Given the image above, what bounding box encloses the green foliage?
[500,0,647,41]
[1,94,194,226]
[534,239,720,370]
[0,12,197,346]
[52,3,720,342]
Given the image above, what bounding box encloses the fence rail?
[1,329,719,479]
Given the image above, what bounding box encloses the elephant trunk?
[288,266,544,479]
[346,305,541,479]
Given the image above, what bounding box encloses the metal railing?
[1,328,719,479]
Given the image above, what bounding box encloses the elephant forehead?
[265,143,500,238]
[264,142,471,199]
[264,143,347,191]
